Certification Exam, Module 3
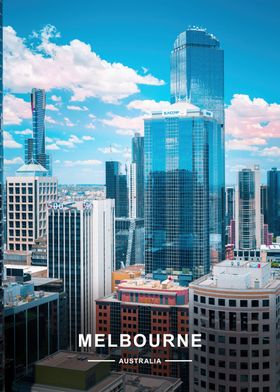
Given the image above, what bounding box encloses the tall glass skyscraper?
[170,27,225,265]
[0,0,4,387]
[145,104,220,278]
[132,133,144,219]
[105,161,128,218]
[267,168,280,237]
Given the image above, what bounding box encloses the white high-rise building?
[235,165,262,250]
[48,199,115,350]
[189,259,280,392]
[6,161,57,253]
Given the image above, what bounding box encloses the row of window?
[194,294,270,308]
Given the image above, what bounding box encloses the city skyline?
[3,0,280,184]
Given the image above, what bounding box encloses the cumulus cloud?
[15,128,33,135]
[4,25,164,103]
[4,157,24,165]
[3,94,31,125]
[51,95,62,102]
[260,146,280,157]
[127,99,171,113]
[98,143,129,155]
[46,134,94,150]
[46,104,59,111]
[63,159,102,167]
[64,117,75,127]
[226,94,280,139]
[102,113,144,136]
[4,131,22,149]
[226,137,267,152]
[67,105,88,111]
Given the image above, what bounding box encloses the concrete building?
[48,200,115,351]
[96,278,189,388]
[189,259,280,392]
[6,161,57,252]
[235,166,262,250]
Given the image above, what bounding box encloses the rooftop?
[191,259,280,291]
[16,160,48,177]
[118,278,188,292]
[148,101,213,119]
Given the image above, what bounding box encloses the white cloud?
[226,138,267,152]
[51,95,62,102]
[4,25,164,103]
[82,135,94,141]
[260,146,280,157]
[102,113,143,135]
[3,94,31,125]
[46,104,59,111]
[86,122,96,129]
[67,105,88,111]
[45,115,58,124]
[226,94,280,139]
[4,157,24,165]
[4,131,22,149]
[64,117,75,127]
[46,143,60,150]
[98,143,129,156]
[127,99,171,113]
[63,159,102,167]
[15,128,33,135]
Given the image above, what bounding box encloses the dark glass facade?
[132,133,144,219]
[267,168,280,237]
[0,1,3,388]
[261,185,268,225]
[170,28,225,265]
[145,109,220,278]
[115,217,144,269]
[24,137,34,163]
[106,161,128,217]
[225,187,235,227]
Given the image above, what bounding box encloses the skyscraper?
[267,168,280,237]
[225,187,235,227]
[6,162,57,252]
[170,27,225,265]
[27,89,52,175]
[48,200,115,350]
[105,161,128,217]
[145,103,220,278]
[0,0,3,387]
[261,184,268,225]
[235,166,262,250]
[132,133,144,218]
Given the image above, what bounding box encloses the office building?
[132,133,144,219]
[31,237,47,266]
[48,199,115,351]
[96,278,189,387]
[225,186,235,227]
[267,168,280,237]
[145,103,222,278]
[261,184,268,225]
[0,1,4,387]
[4,280,67,390]
[6,162,57,252]
[24,137,34,163]
[115,217,144,270]
[189,260,280,392]
[106,161,128,217]
[111,264,144,291]
[170,27,225,266]
[235,166,262,250]
[170,27,224,124]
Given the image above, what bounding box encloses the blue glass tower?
[0,1,4,387]
[267,168,280,237]
[171,27,225,265]
[105,161,128,217]
[145,105,220,278]
[132,133,144,219]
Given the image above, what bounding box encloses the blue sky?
[3,0,280,184]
